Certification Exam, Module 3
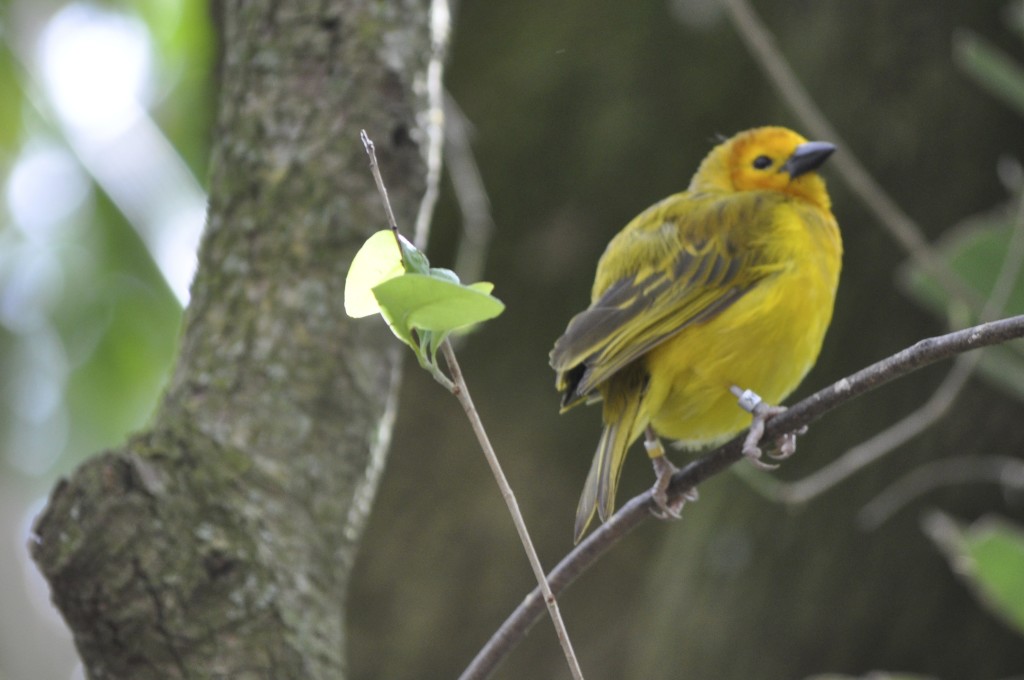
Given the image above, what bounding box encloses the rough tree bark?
[30,1,446,677]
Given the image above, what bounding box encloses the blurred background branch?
[722,0,984,309]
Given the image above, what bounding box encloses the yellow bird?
[551,126,842,542]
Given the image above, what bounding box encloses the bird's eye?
[752,155,772,170]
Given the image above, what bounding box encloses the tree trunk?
[30,1,446,677]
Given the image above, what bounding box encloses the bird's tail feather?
[573,391,644,543]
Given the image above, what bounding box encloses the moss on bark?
[31,1,445,677]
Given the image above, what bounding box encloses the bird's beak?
[781,141,836,178]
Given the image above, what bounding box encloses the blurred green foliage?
[0,1,212,678]
[927,512,1024,637]
[900,6,1024,402]
[0,0,213,481]
[900,207,1024,400]
[902,10,1024,660]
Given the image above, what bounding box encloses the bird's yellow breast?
[642,199,841,446]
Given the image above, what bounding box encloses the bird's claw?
[648,449,696,520]
[732,386,805,469]
[767,424,807,460]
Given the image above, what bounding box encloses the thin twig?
[360,130,402,251]
[459,315,1024,680]
[441,341,585,680]
[749,191,1024,504]
[359,131,583,679]
[720,0,982,309]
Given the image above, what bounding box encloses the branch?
[359,132,583,679]
[441,341,584,680]
[458,314,1024,680]
[738,353,977,504]
[744,191,1024,504]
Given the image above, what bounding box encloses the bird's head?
[690,126,835,211]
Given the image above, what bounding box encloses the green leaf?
[902,208,1024,316]
[372,273,505,334]
[376,291,417,354]
[399,235,431,274]
[427,327,447,363]
[429,267,461,284]
[924,512,1024,637]
[344,230,405,318]
[899,204,1024,401]
[347,230,504,371]
[954,30,1024,118]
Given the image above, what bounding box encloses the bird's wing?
[550,191,784,407]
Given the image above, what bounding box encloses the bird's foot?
[646,438,697,519]
[730,386,806,470]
